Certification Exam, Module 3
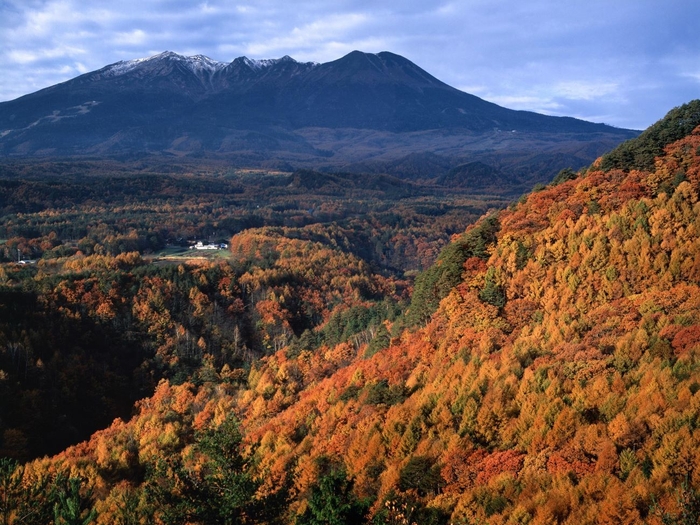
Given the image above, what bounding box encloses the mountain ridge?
[0,50,636,186]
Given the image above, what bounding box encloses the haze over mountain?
[0,50,637,186]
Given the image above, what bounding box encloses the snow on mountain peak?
[238,55,318,70]
[241,57,270,70]
[181,54,228,74]
[100,52,318,80]
[103,51,227,77]
[242,56,286,70]
[103,56,151,76]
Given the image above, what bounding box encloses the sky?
[1,0,699,131]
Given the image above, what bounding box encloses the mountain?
[0,51,636,185]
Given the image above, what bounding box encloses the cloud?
[113,29,148,46]
[485,95,563,114]
[553,81,621,102]
[245,13,371,57]
[6,50,39,64]
[6,44,86,64]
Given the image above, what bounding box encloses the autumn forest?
[1,100,700,524]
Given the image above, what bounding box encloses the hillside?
[0,51,636,187]
[0,159,505,462]
[1,101,699,524]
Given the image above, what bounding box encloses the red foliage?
[671,325,700,355]
[474,450,524,485]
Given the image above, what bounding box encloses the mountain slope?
[8,104,700,524]
[229,109,700,522]
[0,51,636,185]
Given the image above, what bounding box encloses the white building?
[191,241,228,250]
[192,241,219,250]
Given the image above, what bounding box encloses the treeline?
[600,99,700,172]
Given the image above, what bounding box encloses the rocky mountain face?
[0,50,637,186]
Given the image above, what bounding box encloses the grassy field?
[149,245,230,262]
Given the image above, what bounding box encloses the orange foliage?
[11,125,700,524]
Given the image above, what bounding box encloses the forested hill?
[3,101,700,524]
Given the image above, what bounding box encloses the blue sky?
[1,0,698,130]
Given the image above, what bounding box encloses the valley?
[0,158,504,462]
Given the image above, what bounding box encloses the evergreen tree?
[365,323,391,357]
[296,468,368,525]
[145,414,260,525]
[600,100,700,172]
[408,215,499,326]
[53,477,97,525]
[479,267,506,308]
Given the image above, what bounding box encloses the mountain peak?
[102,51,227,78]
[0,49,637,162]
[231,55,317,72]
[153,50,179,59]
[288,49,451,98]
